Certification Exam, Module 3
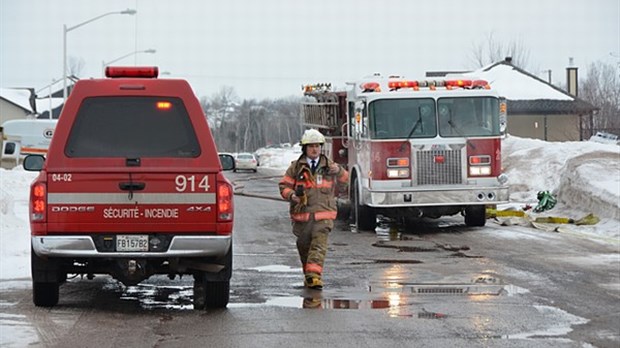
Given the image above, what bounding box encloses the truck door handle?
[119,182,146,191]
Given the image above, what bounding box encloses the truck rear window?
[65,97,200,158]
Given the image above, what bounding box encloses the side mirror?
[218,153,235,171]
[23,154,45,171]
[355,100,365,113]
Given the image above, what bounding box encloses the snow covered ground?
[1,136,619,282]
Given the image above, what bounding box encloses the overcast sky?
[1,0,618,100]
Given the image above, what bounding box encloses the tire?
[205,280,230,309]
[464,205,486,227]
[33,282,59,307]
[193,274,206,310]
[31,247,61,307]
[336,200,351,220]
[202,245,232,309]
[352,179,376,231]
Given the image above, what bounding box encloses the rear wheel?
[205,281,230,309]
[193,276,206,310]
[196,245,232,309]
[31,248,62,307]
[33,282,59,307]
[352,179,376,231]
[464,205,486,227]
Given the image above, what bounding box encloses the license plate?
[116,235,149,252]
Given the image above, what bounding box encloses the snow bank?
[502,135,620,219]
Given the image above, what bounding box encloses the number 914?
[175,175,210,192]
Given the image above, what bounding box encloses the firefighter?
[278,129,349,290]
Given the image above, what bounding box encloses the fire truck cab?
[302,74,509,230]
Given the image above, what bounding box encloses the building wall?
[0,100,29,126]
[507,114,580,141]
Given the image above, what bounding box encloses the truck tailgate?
[45,172,218,233]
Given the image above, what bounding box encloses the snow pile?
[0,167,37,281]
[502,135,620,219]
[255,144,303,170]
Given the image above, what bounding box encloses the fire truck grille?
[416,150,463,185]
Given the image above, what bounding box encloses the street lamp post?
[63,8,136,102]
[101,49,156,76]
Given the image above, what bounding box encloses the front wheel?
[352,179,376,231]
[464,205,486,227]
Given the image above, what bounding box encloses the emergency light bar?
[365,78,491,92]
[106,66,159,78]
[361,82,381,92]
[387,80,419,89]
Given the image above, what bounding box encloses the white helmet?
[300,129,325,145]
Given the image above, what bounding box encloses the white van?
[1,119,57,167]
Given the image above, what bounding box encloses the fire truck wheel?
[464,205,486,227]
[352,180,376,231]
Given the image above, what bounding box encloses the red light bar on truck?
[366,78,491,92]
[388,80,419,90]
[361,82,381,92]
[105,66,159,78]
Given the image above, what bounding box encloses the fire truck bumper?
[31,235,232,258]
[366,186,509,207]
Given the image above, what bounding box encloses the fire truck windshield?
[438,97,500,137]
[369,98,437,139]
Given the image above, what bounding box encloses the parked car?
[589,131,619,145]
[235,152,258,172]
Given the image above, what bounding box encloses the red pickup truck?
[23,67,235,309]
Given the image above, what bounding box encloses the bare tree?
[580,61,620,135]
[470,32,532,70]
[201,86,240,151]
[199,90,302,152]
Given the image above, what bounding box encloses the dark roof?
[425,70,469,78]
[508,99,598,115]
[36,106,63,119]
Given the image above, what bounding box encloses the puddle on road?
[248,265,299,273]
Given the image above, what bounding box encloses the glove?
[293,194,307,213]
[293,185,307,213]
[534,191,557,213]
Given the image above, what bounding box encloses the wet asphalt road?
[0,168,618,347]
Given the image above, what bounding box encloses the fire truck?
[301,74,509,230]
